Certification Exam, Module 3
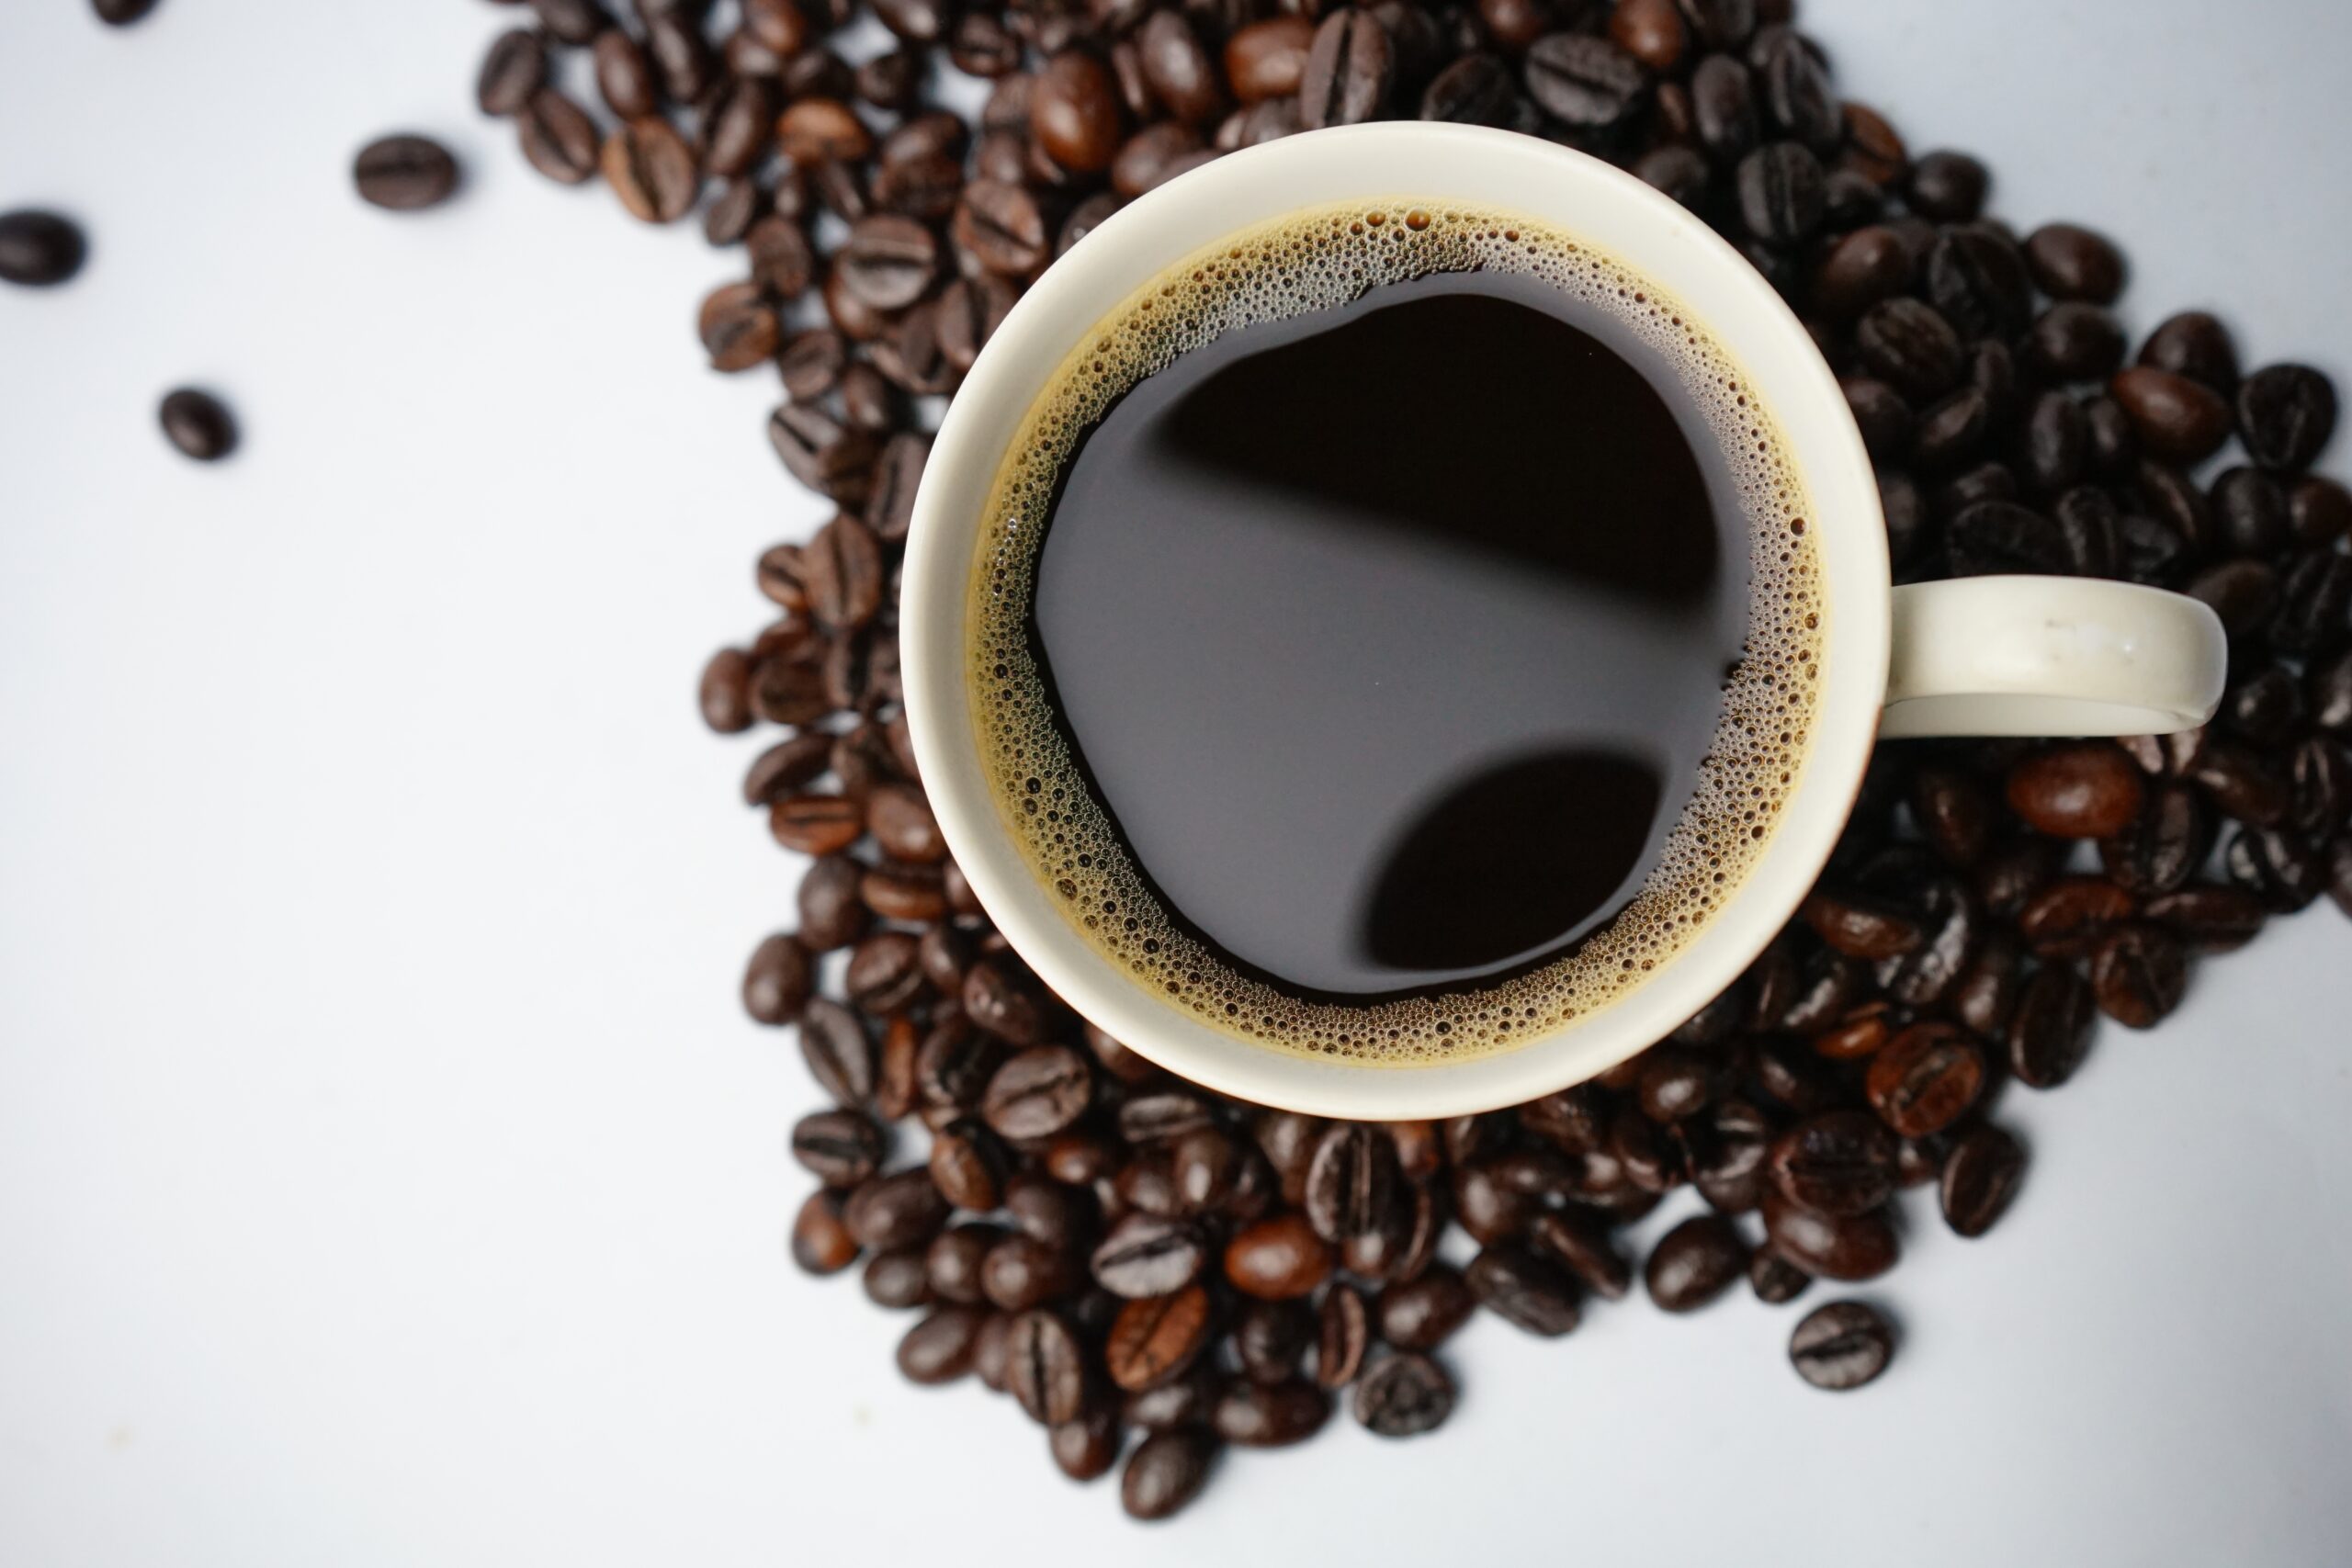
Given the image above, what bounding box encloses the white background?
[4,1,2349,1563]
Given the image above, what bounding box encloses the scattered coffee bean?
[0,209,87,287]
[1789,1300,1894,1390]
[1353,1351,1455,1438]
[354,134,460,210]
[1121,1427,1214,1519]
[158,389,238,462]
[1645,1213,1747,1312]
[1939,1123,2025,1237]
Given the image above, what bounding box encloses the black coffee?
[970,206,1821,1060]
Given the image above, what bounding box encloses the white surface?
[902,119,1894,1121]
[1,1,2347,1564]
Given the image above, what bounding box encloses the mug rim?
[902,122,1889,1119]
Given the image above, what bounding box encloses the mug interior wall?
[901,123,1889,1119]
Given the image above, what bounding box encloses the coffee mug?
[900,122,2226,1120]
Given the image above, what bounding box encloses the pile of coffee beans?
[464,0,2346,1521]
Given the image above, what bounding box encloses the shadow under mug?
[900,123,2227,1120]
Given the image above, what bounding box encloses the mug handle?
[1881,575,2228,739]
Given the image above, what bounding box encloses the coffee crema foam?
[967,202,1823,1065]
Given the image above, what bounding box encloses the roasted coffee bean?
[353,134,460,211]
[1800,888,1924,959]
[1001,1172,1091,1252]
[978,1044,1091,1139]
[954,179,1049,276]
[1213,1378,1329,1447]
[1002,1309,1088,1425]
[921,1118,1001,1210]
[1353,1351,1455,1438]
[1224,1213,1332,1300]
[769,792,863,855]
[798,997,876,1105]
[1736,141,1826,245]
[842,1168,947,1253]
[2021,302,2122,385]
[1301,7,1394,129]
[1465,1245,1580,1336]
[1749,1250,1812,1304]
[2137,309,2239,394]
[696,644,754,734]
[927,1228,998,1309]
[1857,297,1962,400]
[793,1189,860,1274]
[742,931,814,1025]
[518,88,600,185]
[1121,1427,1214,1519]
[1091,1213,1206,1297]
[2007,743,2144,840]
[2025,222,2125,304]
[1864,1021,1984,1138]
[1767,1110,1897,1217]
[793,1108,886,1187]
[1373,1267,1475,1350]
[896,1304,988,1382]
[982,1234,1082,1313]
[1905,148,1986,220]
[1233,1297,1312,1383]
[1227,15,1316,100]
[1302,1123,1401,1242]
[2018,390,2087,494]
[602,118,698,223]
[1312,1285,1370,1389]
[769,404,878,501]
[0,209,87,288]
[93,0,161,23]
[2273,550,2352,656]
[1030,51,1123,173]
[1644,1213,1747,1312]
[2018,875,2136,959]
[749,217,818,300]
[2226,825,2327,912]
[1814,227,1911,320]
[1939,1123,2025,1237]
[1762,1191,1898,1280]
[793,855,867,953]
[528,0,608,45]
[2186,559,2281,638]
[1789,1300,1894,1390]
[2099,784,2211,897]
[157,389,238,462]
[2211,467,2291,556]
[1419,51,1517,124]
[2110,366,2233,462]
[698,282,779,372]
[2237,364,2337,472]
[1523,33,1649,130]
[864,1245,933,1309]
[1926,227,2030,341]
[2289,476,2352,547]
[1046,1404,1123,1483]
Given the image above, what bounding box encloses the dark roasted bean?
[1789,1301,1894,1390]
[2237,363,2337,472]
[1939,1124,2026,1237]
[1353,1351,1455,1438]
[1224,1213,1331,1300]
[1762,1191,1898,1280]
[794,1108,886,1187]
[1644,1213,1747,1312]
[2025,222,2125,303]
[1300,7,1394,128]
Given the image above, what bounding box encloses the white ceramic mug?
[900,122,2226,1121]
